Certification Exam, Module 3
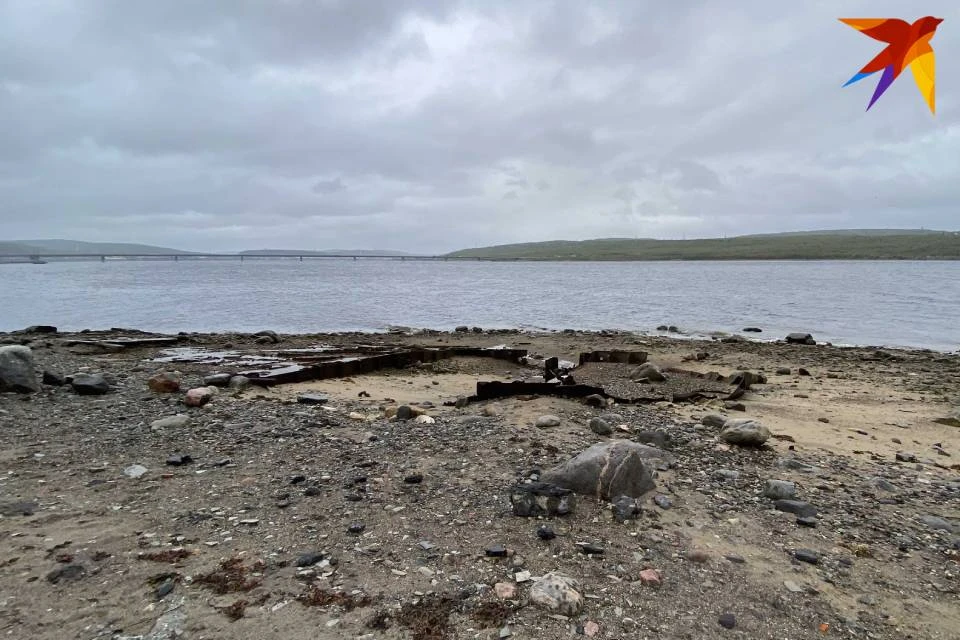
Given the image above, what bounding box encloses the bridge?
[0,253,497,263]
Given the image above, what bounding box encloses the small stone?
[774,500,818,518]
[165,454,192,466]
[203,373,233,387]
[228,375,251,390]
[290,475,306,485]
[701,414,727,428]
[857,594,878,607]
[611,495,638,523]
[536,526,556,541]
[414,414,435,424]
[818,417,830,423]
[719,419,771,446]
[583,621,600,637]
[794,549,820,564]
[784,580,804,593]
[494,582,516,599]
[536,415,561,428]
[763,480,797,500]
[895,451,918,463]
[686,550,710,563]
[486,545,508,558]
[148,372,181,393]
[577,543,604,555]
[653,494,673,509]
[785,333,816,345]
[184,387,212,407]
[46,564,85,584]
[123,464,148,478]
[718,613,736,629]
[919,515,955,533]
[404,473,424,484]
[514,570,532,583]
[588,417,612,436]
[529,573,582,616]
[798,368,811,376]
[713,469,740,482]
[723,401,746,411]
[797,516,818,528]
[155,579,176,599]
[638,569,661,587]
[70,373,110,395]
[348,523,366,534]
[0,345,39,393]
[776,367,791,375]
[396,405,414,420]
[296,393,329,405]
[42,370,66,386]
[296,552,325,567]
[150,414,190,430]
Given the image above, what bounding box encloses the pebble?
[494,582,517,599]
[486,545,508,557]
[718,613,736,629]
[165,454,192,466]
[576,543,605,555]
[404,473,424,484]
[348,523,366,534]
[653,494,673,509]
[774,500,818,518]
[184,387,212,407]
[896,451,918,463]
[536,526,556,541]
[123,464,148,478]
[150,414,190,430]
[536,415,561,428]
[794,549,820,564]
[588,417,612,436]
[296,393,329,405]
[763,479,797,500]
[296,552,325,567]
[797,516,818,528]
[639,569,661,587]
[784,580,804,593]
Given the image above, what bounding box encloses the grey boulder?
[540,440,670,499]
[720,419,771,446]
[70,373,111,395]
[0,345,39,393]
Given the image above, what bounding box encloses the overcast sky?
[1,1,958,253]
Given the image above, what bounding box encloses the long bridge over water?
[0,253,496,263]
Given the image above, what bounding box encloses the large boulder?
[0,345,39,393]
[720,419,771,446]
[540,440,670,499]
[529,573,582,616]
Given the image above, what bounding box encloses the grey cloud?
[1,0,958,252]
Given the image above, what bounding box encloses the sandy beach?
[1,327,958,639]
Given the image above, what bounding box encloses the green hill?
[445,230,960,261]
[17,239,192,255]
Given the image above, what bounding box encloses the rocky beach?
[1,326,958,640]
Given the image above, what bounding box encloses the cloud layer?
[2,1,958,252]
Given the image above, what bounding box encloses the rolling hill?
[445,230,960,261]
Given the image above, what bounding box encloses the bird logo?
[840,17,943,114]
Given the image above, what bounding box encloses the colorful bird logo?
[840,17,943,114]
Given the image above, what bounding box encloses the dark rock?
[47,563,86,583]
[776,367,791,375]
[510,482,575,517]
[611,495,639,523]
[455,326,469,333]
[713,469,740,482]
[701,414,727,428]
[404,473,424,484]
[396,405,414,420]
[42,370,66,386]
[296,552,325,567]
[155,579,176,600]
[303,486,322,497]
[540,440,670,500]
[165,454,193,466]
[718,613,736,629]
[798,368,811,376]
[656,325,668,331]
[297,393,329,405]
[774,500,818,518]
[253,330,279,343]
[797,516,818,528]
[919,515,955,533]
[24,325,57,334]
[584,393,606,407]
[668,325,679,333]
[576,543,605,555]
[635,430,670,449]
[895,451,918,463]
[348,523,366,534]
[290,475,307,485]
[723,401,746,411]
[70,373,110,395]
[486,545,508,557]
[785,333,816,345]
[0,501,38,516]
[203,373,233,387]
[536,525,556,541]
[932,410,960,428]
[0,345,39,393]
[742,327,762,333]
[630,362,665,382]
[653,494,673,509]
[588,417,612,436]
[794,549,820,564]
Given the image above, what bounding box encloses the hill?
[0,241,43,255]
[239,249,416,256]
[15,240,193,255]
[445,230,960,261]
